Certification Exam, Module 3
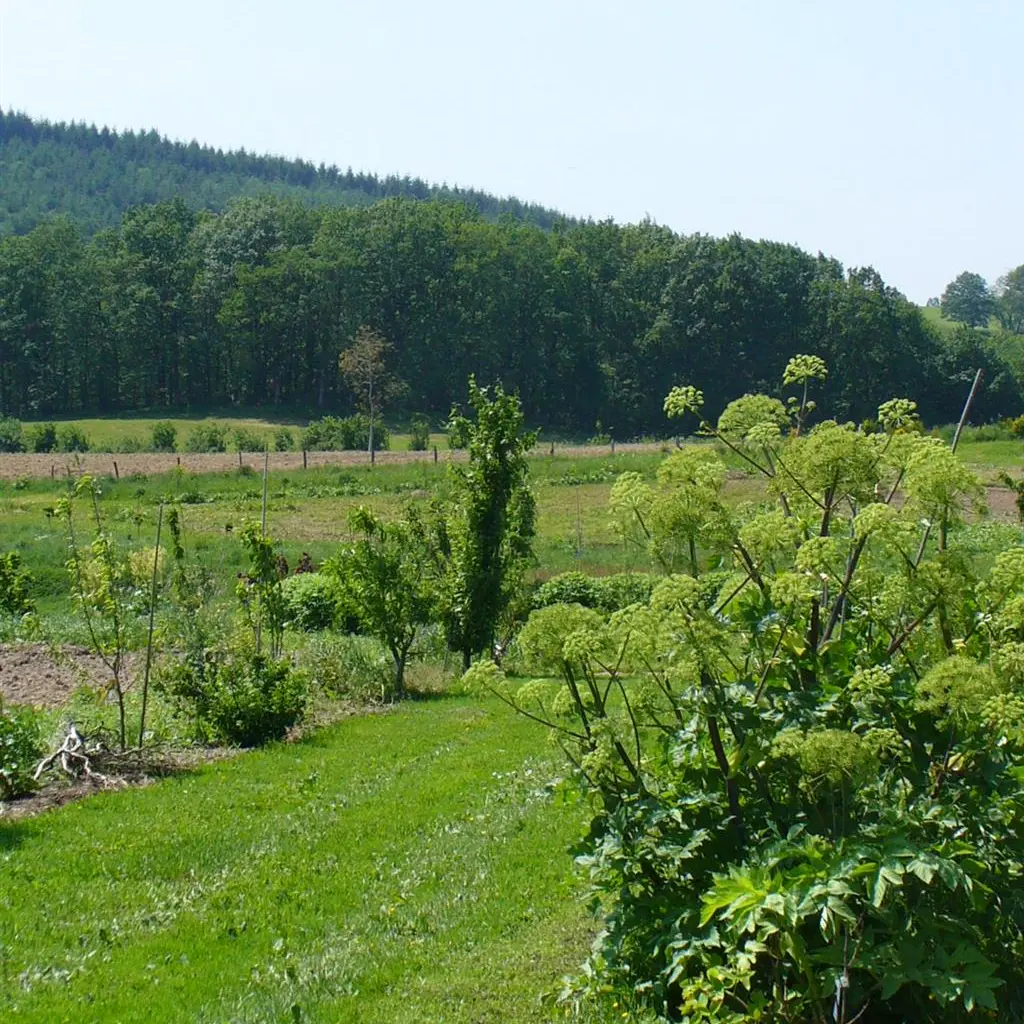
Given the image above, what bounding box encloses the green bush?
[594,572,656,612]
[25,422,57,453]
[232,427,267,452]
[56,424,90,452]
[534,571,601,609]
[301,414,390,452]
[160,649,307,747]
[0,551,35,617]
[301,634,395,702]
[446,413,470,450]
[185,423,228,453]
[150,421,177,452]
[281,572,340,631]
[273,427,295,452]
[113,435,145,453]
[1005,415,1024,437]
[0,705,43,799]
[0,417,23,452]
[408,415,431,451]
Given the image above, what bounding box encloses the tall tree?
[440,379,536,669]
[338,326,405,461]
[940,271,994,327]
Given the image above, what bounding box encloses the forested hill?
[0,111,561,236]
[1,192,1020,434]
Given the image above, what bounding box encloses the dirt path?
[0,442,663,480]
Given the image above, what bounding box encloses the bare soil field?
[0,442,664,480]
[0,643,135,707]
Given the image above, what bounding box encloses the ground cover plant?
[478,359,1024,1021]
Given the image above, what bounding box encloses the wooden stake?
[138,503,164,748]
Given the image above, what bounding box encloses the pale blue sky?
[1,0,1020,302]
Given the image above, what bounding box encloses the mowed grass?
[0,696,611,1024]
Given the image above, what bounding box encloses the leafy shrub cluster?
[533,571,656,613]
[408,415,431,451]
[160,648,307,747]
[0,416,23,452]
[273,427,295,451]
[232,427,267,452]
[301,414,390,452]
[0,552,35,617]
[281,572,341,631]
[0,704,43,799]
[150,421,177,451]
[483,362,1024,1022]
[185,423,228,453]
[301,634,396,702]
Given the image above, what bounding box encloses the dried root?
[34,723,110,785]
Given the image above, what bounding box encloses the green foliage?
[489,362,1024,1022]
[0,704,43,799]
[272,426,294,451]
[281,571,340,631]
[335,505,437,695]
[0,551,35,617]
[996,265,1024,334]
[150,420,177,452]
[941,270,994,327]
[56,422,90,452]
[301,633,396,702]
[236,521,288,659]
[160,647,307,747]
[534,572,601,610]
[440,379,537,668]
[185,423,228,453]
[0,416,23,452]
[25,422,57,452]
[301,414,390,452]
[232,426,266,452]
[408,414,431,451]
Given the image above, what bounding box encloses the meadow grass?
[0,695,623,1023]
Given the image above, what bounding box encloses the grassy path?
[0,698,601,1023]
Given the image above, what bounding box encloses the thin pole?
[138,502,164,748]
[261,449,269,536]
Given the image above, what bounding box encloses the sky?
[0,0,1020,303]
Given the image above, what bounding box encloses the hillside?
[0,111,563,236]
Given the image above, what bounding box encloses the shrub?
[160,649,307,747]
[56,424,90,452]
[185,423,228,453]
[0,417,23,452]
[1005,415,1024,437]
[301,634,395,702]
[301,414,389,452]
[281,572,340,631]
[150,421,177,452]
[0,551,35,617]
[273,427,295,451]
[113,435,145,453]
[534,571,601,609]
[594,572,656,612]
[446,413,471,450]
[0,705,43,799]
[232,427,266,452]
[408,415,431,451]
[25,422,57,453]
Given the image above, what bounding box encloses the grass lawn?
[0,696,613,1023]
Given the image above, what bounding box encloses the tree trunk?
[394,649,406,697]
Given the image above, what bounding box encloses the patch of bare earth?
[0,442,665,480]
[0,643,135,708]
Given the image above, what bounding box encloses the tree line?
[0,193,1020,434]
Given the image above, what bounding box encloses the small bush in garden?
[56,423,90,452]
[408,415,431,451]
[273,427,295,451]
[160,649,307,747]
[446,409,471,449]
[0,704,43,799]
[302,634,396,702]
[281,572,340,631]
[185,423,228,453]
[150,421,177,452]
[0,551,35,617]
[0,416,24,452]
[232,427,266,452]
[25,422,57,453]
[593,572,656,612]
[533,571,601,610]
